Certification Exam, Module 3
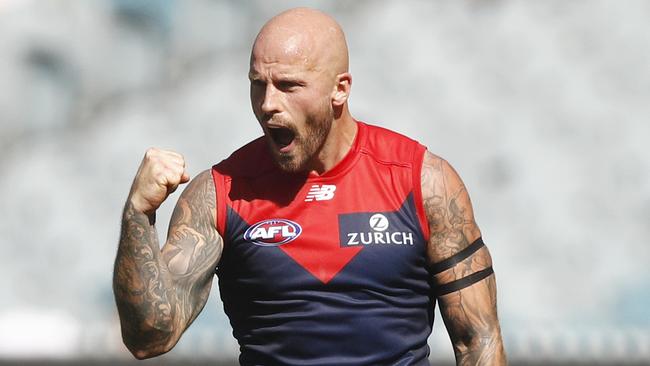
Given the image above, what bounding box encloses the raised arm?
[113,148,223,359]
[421,151,506,365]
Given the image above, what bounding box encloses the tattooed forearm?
[113,170,222,359]
[421,151,506,365]
[113,202,176,358]
[439,262,506,365]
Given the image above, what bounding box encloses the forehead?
[249,29,320,75]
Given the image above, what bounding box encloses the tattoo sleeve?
[113,170,223,359]
[421,152,507,365]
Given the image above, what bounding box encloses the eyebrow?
[248,72,305,83]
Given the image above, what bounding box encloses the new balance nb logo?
[305,184,336,202]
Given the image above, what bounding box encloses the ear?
[332,72,352,107]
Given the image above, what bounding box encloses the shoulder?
[421,151,465,196]
[420,152,474,226]
[186,169,214,191]
[360,122,426,164]
[421,151,445,182]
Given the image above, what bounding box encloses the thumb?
[180,170,190,184]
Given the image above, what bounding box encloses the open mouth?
[268,126,296,150]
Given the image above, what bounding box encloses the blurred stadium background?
[0,0,649,365]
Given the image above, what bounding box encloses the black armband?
[430,237,485,275]
[434,267,494,297]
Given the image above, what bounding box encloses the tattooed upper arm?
[161,169,223,333]
[421,150,491,291]
[421,151,482,264]
[421,151,506,364]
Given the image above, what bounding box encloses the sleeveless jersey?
[211,122,434,366]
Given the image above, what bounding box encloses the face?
[249,37,335,173]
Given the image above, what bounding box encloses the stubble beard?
[273,103,333,173]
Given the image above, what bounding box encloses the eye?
[276,80,301,92]
[250,80,266,96]
[250,79,265,88]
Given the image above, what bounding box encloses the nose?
[260,83,281,117]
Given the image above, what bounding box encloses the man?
[113,7,507,365]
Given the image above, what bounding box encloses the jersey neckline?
[306,120,366,182]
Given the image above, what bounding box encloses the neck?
[307,107,357,175]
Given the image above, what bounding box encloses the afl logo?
[244,219,302,247]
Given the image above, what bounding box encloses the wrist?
[125,195,156,224]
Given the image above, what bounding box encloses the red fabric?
[211,121,428,283]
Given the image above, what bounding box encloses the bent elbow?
[129,347,166,360]
[122,327,179,360]
[125,339,175,360]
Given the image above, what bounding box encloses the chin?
[265,135,314,173]
[274,155,305,173]
[272,150,311,173]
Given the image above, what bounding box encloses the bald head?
[252,7,349,76]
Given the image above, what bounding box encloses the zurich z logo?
[339,212,415,247]
[369,213,389,231]
[305,184,336,202]
[244,219,302,247]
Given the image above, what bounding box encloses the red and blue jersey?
[211,122,434,365]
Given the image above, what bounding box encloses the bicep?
[421,152,481,261]
[161,169,223,321]
[421,151,498,328]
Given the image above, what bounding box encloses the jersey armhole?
[211,166,228,241]
[412,144,431,241]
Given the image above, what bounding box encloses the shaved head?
[252,7,349,78]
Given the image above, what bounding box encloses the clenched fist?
[128,148,190,214]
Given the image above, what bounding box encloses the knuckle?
[144,147,159,158]
[174,164,185,175]
[165,168,182,183]
[169,150,184,160]
[149,163,164,177]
